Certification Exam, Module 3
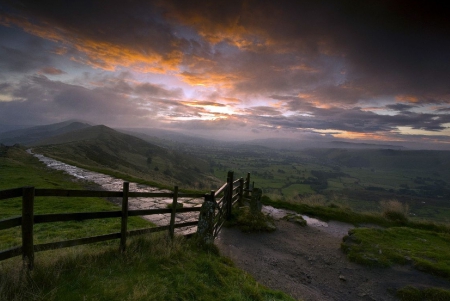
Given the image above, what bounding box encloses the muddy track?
[216,218,450,301]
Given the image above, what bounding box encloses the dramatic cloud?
[0,0,449,148]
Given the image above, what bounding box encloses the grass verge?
[341,227,450,278]
[0,234,294,301]
[261,196,450,233]
[396,286,450,301]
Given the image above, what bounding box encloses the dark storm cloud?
[3,0,450,100]
[386,103,417,112]
[162,0,450,101]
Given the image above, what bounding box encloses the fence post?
[244,172,251,199]
[120,182,129,253]
[238,178,244,206]
[196,191,215,244]
[22,186,34,270]
[169,186,178,239]
[226,171,234,220]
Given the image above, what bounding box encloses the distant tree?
[147,157,152,165]
[154,166,159,171]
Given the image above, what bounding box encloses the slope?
[34,125,221,190]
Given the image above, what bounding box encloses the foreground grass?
[0,234,294,301]
[342,227,450,278]
[396,286,450,301]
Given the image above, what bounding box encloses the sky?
[0,0,450,148]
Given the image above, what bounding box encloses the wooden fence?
[0,170,251,269]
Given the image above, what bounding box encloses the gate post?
[169,186,179,239]
[22,186,35,270]
[120,182,129,252]
[226,171,234,220]
[244,172,251,199]
[250,188,263,214]
[238,178,244,206]
[196,191,215,244]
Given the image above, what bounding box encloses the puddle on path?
[262,205,353,238]
[28,150,201,234]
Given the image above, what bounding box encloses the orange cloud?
[38,67,66,75]
[1,14,181,73]
[179,71,241,88]
[221,97,242,104]
[332,131,392,141]
[396,95,419,103]
[160,2,269,51]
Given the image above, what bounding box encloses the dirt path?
[216,214,450,301]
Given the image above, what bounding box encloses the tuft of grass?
[282,213,307,226]
[227,206,276,232]
[396,286,450,301]
[341,227,450,278]
[380,199,409,224]
[0,234,294,301]
[167,202,184,209]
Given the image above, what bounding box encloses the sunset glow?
[1,1,449,149]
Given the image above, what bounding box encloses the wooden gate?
[212,171,250,238]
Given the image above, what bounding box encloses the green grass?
[226,206,276,233]
[342,227,450,278]
[260,196,392,227]
[281,184,314,199]
[396,286,450,301]
[0,234,294,301]
[261,195,450,233]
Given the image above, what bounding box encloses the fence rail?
[0,171,252,270]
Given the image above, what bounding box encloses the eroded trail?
[216,218,450,301]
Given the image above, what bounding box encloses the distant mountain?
[303,148,450,171]
[0,120,91,146]
[34,125,221,190]
[241,137,406,150]
[327,141,405,150]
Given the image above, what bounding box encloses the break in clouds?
[0,0,450,147]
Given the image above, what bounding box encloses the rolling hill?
[33,125,221,190]
[0,120,91,146]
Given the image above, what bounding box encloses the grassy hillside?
[0,145,293,301]
[34,125,222,191]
